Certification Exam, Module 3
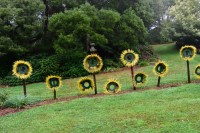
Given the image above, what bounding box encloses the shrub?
[1,75,22,86]
[1,54,88,86]
[138,45,158,61]
[0,91,9,107]
[175,36,200,50]
[4,96,29,109]
[138,61,149,67]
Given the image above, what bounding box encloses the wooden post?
[93,73,97,94]
[131,66,136,90]
[157,76,161,87]
[23,79,27,97]
[187,60,191,83]
[54,89,56,99]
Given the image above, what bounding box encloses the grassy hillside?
[1,84,200,132]
[0,43,200,132]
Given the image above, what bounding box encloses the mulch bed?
[1,80,200,117]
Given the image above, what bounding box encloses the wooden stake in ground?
[23,79,27,97]
[54,89,56,99]
[186,60,191,83]
[93,73,97,94]
[157,76,161,87]
[131,66,136,90]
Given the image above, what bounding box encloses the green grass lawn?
[1,84,200,132]
[1,43,200,132]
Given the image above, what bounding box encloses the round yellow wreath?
[12,60,33,79]
[78,77,94,92]
[83,54,103,73]
[133,72,148,87]
[153,61,168,77]
[104,79,121,94]
[194,64,200,79]
[46,75,62,91]
[180,45,196,61]
[120,49,139,67]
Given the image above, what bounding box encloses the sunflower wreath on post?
[180,45,196,83]
[83,54,103,94]
[104,79,121,94]
[153,61,168,87]
[120,49,139,90]
[194,64,200,79]
[78,77,94,93]
[12,60,33,97]
[134,72,147,88]
[46,75,62,99]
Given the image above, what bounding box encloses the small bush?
[1,75,22,86]
[138,45,158,61]
[4,96,29,109]
[138,61,149,67]
[0,91,9,107]
[175,36,200,50]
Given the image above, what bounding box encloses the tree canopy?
[49,3,147,60]
[169,0,200,37]
[0,0,199,86]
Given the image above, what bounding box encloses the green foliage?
[0,37,26,56]
[117,8,148,48]
[175,36,200,50]
[3,95,42,109]
[133,0,154,29]
[4,96,29,109]
[138,60,149,67]
[1,75,22,86]
[169,0,200,37]
[50,4,148,61]
[0,0,45,51]
[0,90,9,106]
[0,1,154,86]
[1,54,88,86]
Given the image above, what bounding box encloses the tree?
[169,0,200,37]
[49,3,148,60]
[133,0,154,29]
[0,0,45,56]
[148,0,176,43]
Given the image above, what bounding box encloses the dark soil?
[1,80,200,117]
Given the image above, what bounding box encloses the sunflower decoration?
[194,64,200,79]
[180,45,196,61]
[12,60,33,79]
[120,49,139,67]
[134,72,147,87]
[104,79,121,94]
[83,54,103,73]
[46,75,62,91]
[153,61,168,77]
[78,77,94,92]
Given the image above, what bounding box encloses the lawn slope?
[1,84,200,132]
[1,43,200,132]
